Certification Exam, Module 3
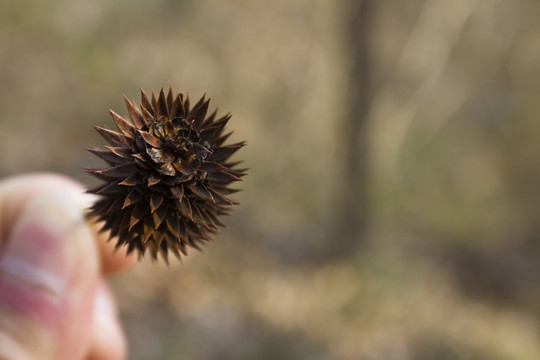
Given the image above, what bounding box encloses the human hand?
[0,174,136,360]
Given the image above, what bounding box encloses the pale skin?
[0,174,137,360]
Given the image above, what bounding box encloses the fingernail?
[0,191,90,297]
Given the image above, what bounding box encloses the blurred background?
[1,0,540,359]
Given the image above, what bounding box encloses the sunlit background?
[2,0,540,359]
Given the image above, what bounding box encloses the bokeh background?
[2,0,540,359]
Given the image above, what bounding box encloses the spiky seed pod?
[86,88,246,262]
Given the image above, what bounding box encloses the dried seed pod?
[86,88,246,262]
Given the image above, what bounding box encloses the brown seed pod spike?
[86,88,246,262]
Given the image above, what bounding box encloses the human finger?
[85,281,127,360]
[0,188,99,359]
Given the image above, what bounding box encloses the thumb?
[0,190,99,360]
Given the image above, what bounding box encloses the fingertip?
[91,224,137,276]
[100,238,138,276]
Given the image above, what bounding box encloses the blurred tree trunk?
[329,0,372,259]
